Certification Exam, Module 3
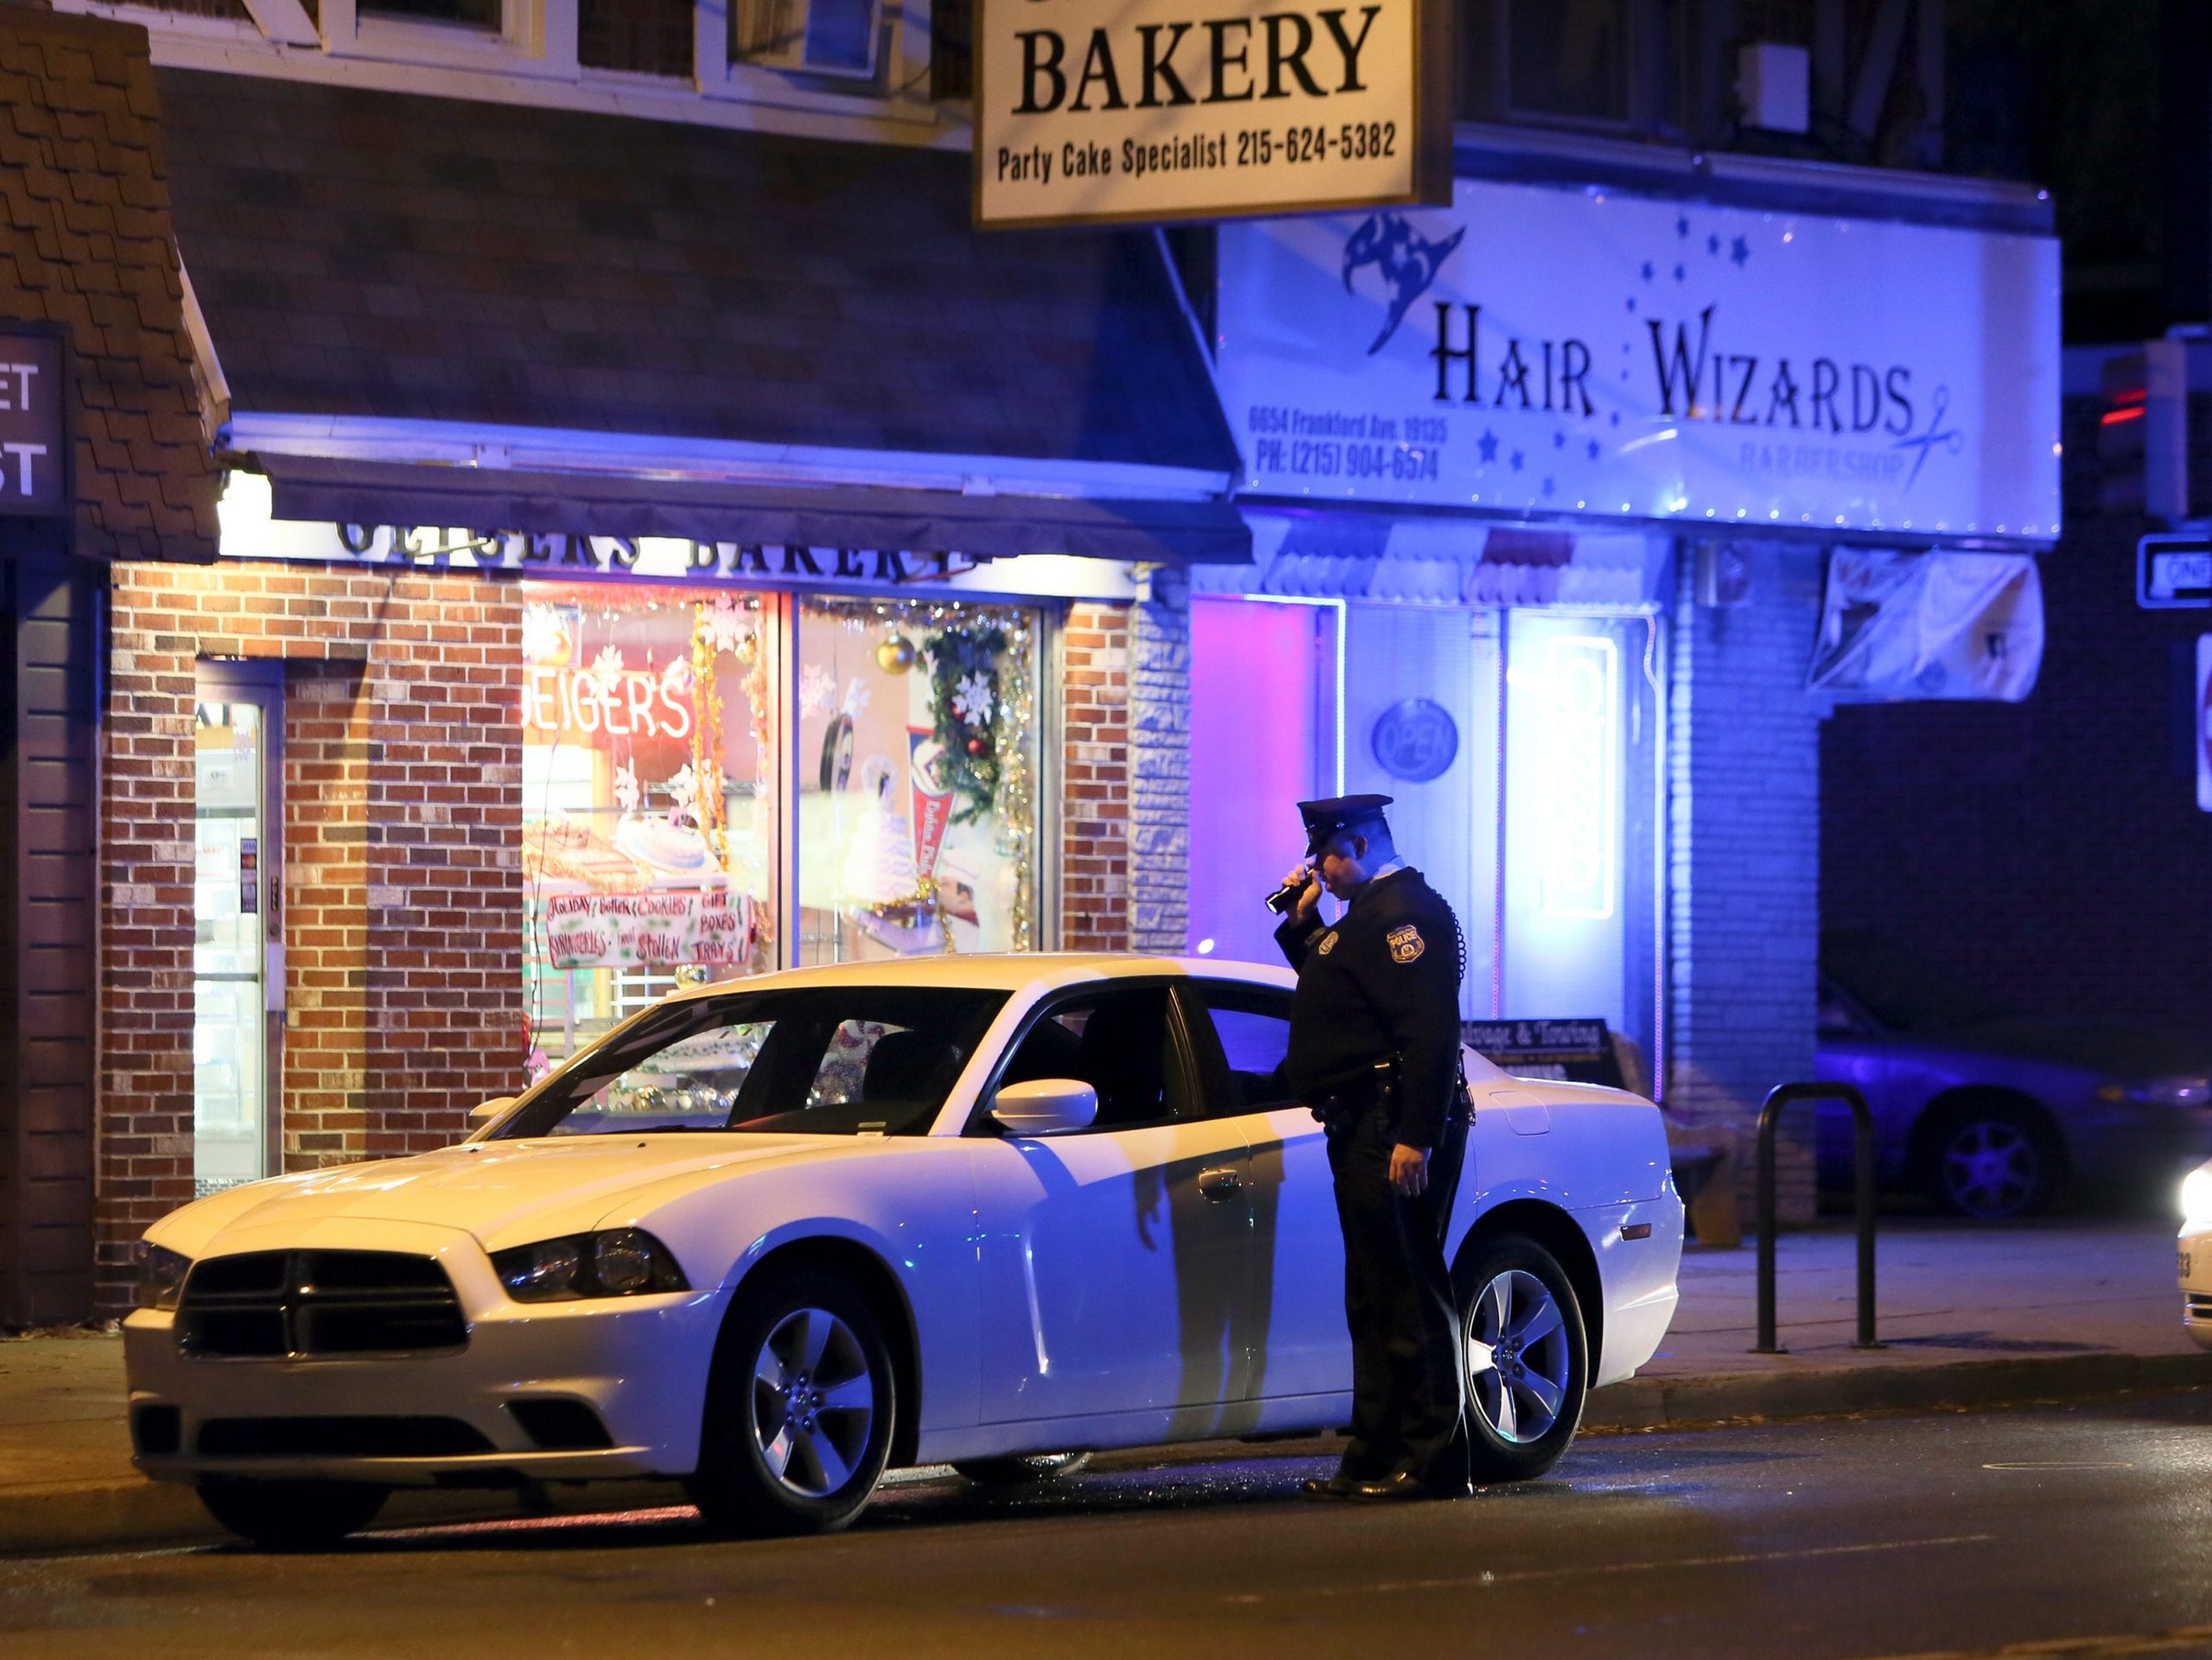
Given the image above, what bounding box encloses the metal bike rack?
[1755,1081,1881,1354]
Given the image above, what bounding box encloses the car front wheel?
[688,1269,895,1536]
[1453,1234,1589,1484]
[195,1477,387,1550]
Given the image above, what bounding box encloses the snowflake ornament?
[701,596,750,657]
[665,762,700,818]
[660,655,694,697]
[588,646,625,696]
[951,671,995,725]
[799,663,836,717]
[842,678,871,717]
[521,603,568,665]
[613,760,640,814]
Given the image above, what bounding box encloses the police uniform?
[1275,793,1471,1498]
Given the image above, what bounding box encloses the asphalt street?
[7,1392,2212,1660]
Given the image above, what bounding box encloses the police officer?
[1274,794,1471,1502]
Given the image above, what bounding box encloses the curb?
[1583,1349,2212,1432]
[8,1352,2211,1556]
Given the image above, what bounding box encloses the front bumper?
[2180,1221,2212,1351]
[124,1221,725,1488]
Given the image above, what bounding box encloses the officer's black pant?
[1325,1109,1470,1487]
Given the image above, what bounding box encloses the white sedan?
[124,954,1683,1544]
[2179,1156,2212,1345]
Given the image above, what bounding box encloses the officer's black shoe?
[1348,1472,1472,1502]
[1300,1472,1358,1498]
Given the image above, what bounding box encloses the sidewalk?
[3,1218,2204,1555]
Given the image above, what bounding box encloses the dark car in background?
[1815,932,2212,1221]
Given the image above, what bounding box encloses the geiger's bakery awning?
[251,453,1251,569]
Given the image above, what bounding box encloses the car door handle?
[1197,1167,1243,1200]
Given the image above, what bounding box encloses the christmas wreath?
[924,625,1007,824]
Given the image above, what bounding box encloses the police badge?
[1387,924,1425,964]
[1316,931,1339,955]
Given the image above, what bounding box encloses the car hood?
[149,1135,842,1257]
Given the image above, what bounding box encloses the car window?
[974,984,1187,1134]
[1185,982,1300,1116]
[498,987,1007,1138]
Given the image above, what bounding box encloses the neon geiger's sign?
[974,0,1445,230]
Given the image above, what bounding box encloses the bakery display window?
[794,596,1041,964]
[521,582,778,1071]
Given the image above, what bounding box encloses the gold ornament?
[875,633,917,674]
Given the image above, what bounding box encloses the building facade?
[1,0,2063,1320]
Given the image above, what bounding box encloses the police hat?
[1297,793,1395,856]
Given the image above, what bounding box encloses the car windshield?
[495,986,1009,1139]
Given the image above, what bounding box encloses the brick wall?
[99,562,524,1308]
[1667,541,1826,1224]
[1822,396,2212,1031]
[1128,572,1192,954]
[1059,603,1130,951]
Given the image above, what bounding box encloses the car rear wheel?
[950,1452,1095,1487]
[195,1476,387,1550]
[688,1269,895,1536]
[1929,1105,2055,1220]
[1453,1234,1589,1484]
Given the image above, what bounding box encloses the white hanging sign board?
[1215,177,2062,539]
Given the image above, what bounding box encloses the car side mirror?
[991,1078,1098,1136]
[468,1096,518,1128]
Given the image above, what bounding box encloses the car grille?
[196,1415,493,1458]
[178,1250,468,1358]
[2187,1292,2212,1324]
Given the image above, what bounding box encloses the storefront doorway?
[192,661,282,1196]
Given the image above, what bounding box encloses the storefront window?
[795,598,1040,963]
[521,583,778,1071]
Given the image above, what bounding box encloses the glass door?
[194,662,282,1196]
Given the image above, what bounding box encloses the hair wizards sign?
[974,0,1450,228]
[1216,178,2061,539]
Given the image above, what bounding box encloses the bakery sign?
[1216,176,2062,538]
[973,0,1451,229]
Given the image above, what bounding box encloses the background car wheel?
[949,1452,1095,1487]
[195,1477,387,1549]
[1925,1099,2056,1220]
[1452,1233,1589,1484]
[688,1269,895,1536]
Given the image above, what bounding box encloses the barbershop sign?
[974,0,1447,228]
[0,324,67,518]
[1216,178,2062,537]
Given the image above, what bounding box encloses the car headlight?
[2183,1167,2212,1227]
[491,1229,688,1303]
[132,1241,191,1312]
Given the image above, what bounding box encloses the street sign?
[2140,534,2212,608]
[0,323,67,518]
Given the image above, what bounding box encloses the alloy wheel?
[1941,1118,2041,1219]
[749,1306,876,1499]
[1465,1267,1572,1445]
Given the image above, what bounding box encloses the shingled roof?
[154,69,1240,478]
[0,7,218,560]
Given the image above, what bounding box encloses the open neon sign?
[1538,635,1620,921]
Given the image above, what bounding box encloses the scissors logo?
[1893,385,1963,492]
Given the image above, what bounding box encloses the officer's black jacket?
[1274,866,1464,1150]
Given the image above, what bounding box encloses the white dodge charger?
[124,954,1684,1545]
